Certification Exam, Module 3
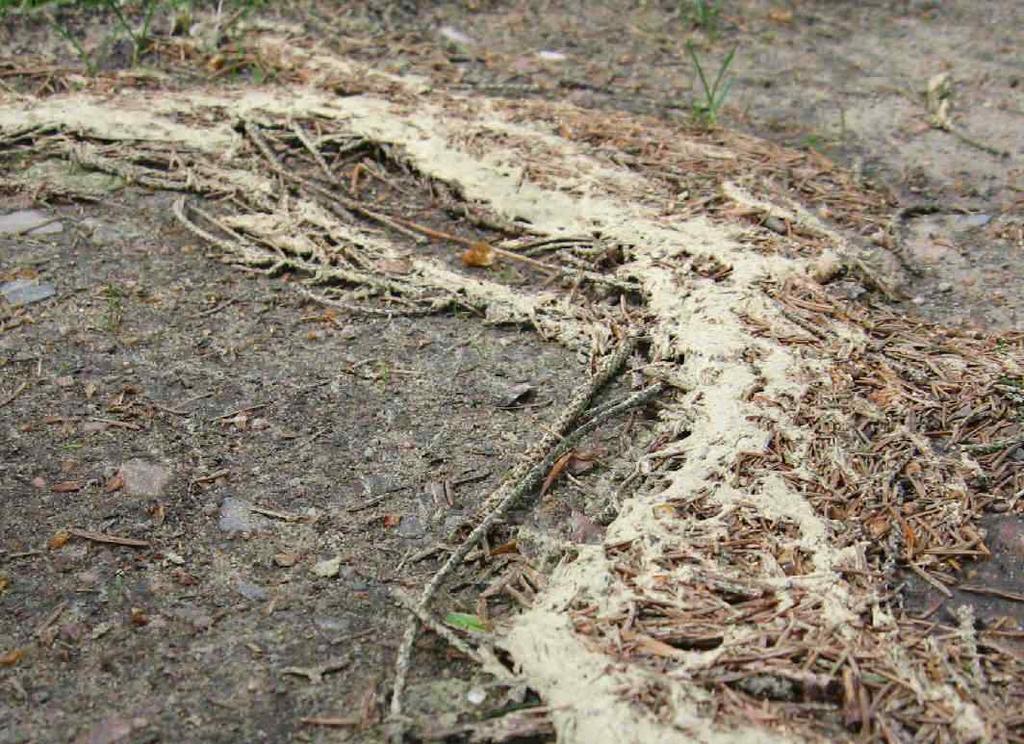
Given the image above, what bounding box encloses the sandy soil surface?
[1,3,1022,743]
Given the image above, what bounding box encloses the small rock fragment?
[218,497,266,533]
[0,209,62,236]
[312,556,342,578]
[957,214,991,228]
[499,382,535,408]
[236,579,267,601]
[118,460,171,499]
[395,514,425,538]
[937,281,953,293]
[1,279,55,306]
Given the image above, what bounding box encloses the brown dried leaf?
[540,452,573,497]
[51,481,81,493]
[382,514,401,528]
[0,648,23,667]
[104,472,125,493]
[489,541,519,557]
[130,608,149,626]
[48,529,72,550]
[567,448,604,475]
[461,242,495,268]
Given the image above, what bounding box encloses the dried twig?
[290,121,338,184]
[0,382,28,408]
[388,337,661,740]
[67,528,150,548]
[390,589,497,670]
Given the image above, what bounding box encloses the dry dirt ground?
[1,2,1022,744]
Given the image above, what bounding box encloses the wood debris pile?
[2,41,1021,742]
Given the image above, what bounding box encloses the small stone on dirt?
[236,579,267,601]
[312,556,343,578]
[0,209,62,236]
[957,214,991,228]
[1,279,55,306]
[499,382,535,407]
[118,460,171,499]
[218,497,266,533]
[396,514,425,538]
[937,281,953,293]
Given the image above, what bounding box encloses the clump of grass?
[686,41,736,129]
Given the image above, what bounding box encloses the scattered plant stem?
[688,0,721,37]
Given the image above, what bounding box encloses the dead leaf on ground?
[489,540,519,556]
[461,242,495,268]
[104,472,125,493]
[0,648,24,666]
[567,447,605,475]
[48,529,72,549]
[540,451,574,497]
[51,481,81,493]
[382,514,401,528]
